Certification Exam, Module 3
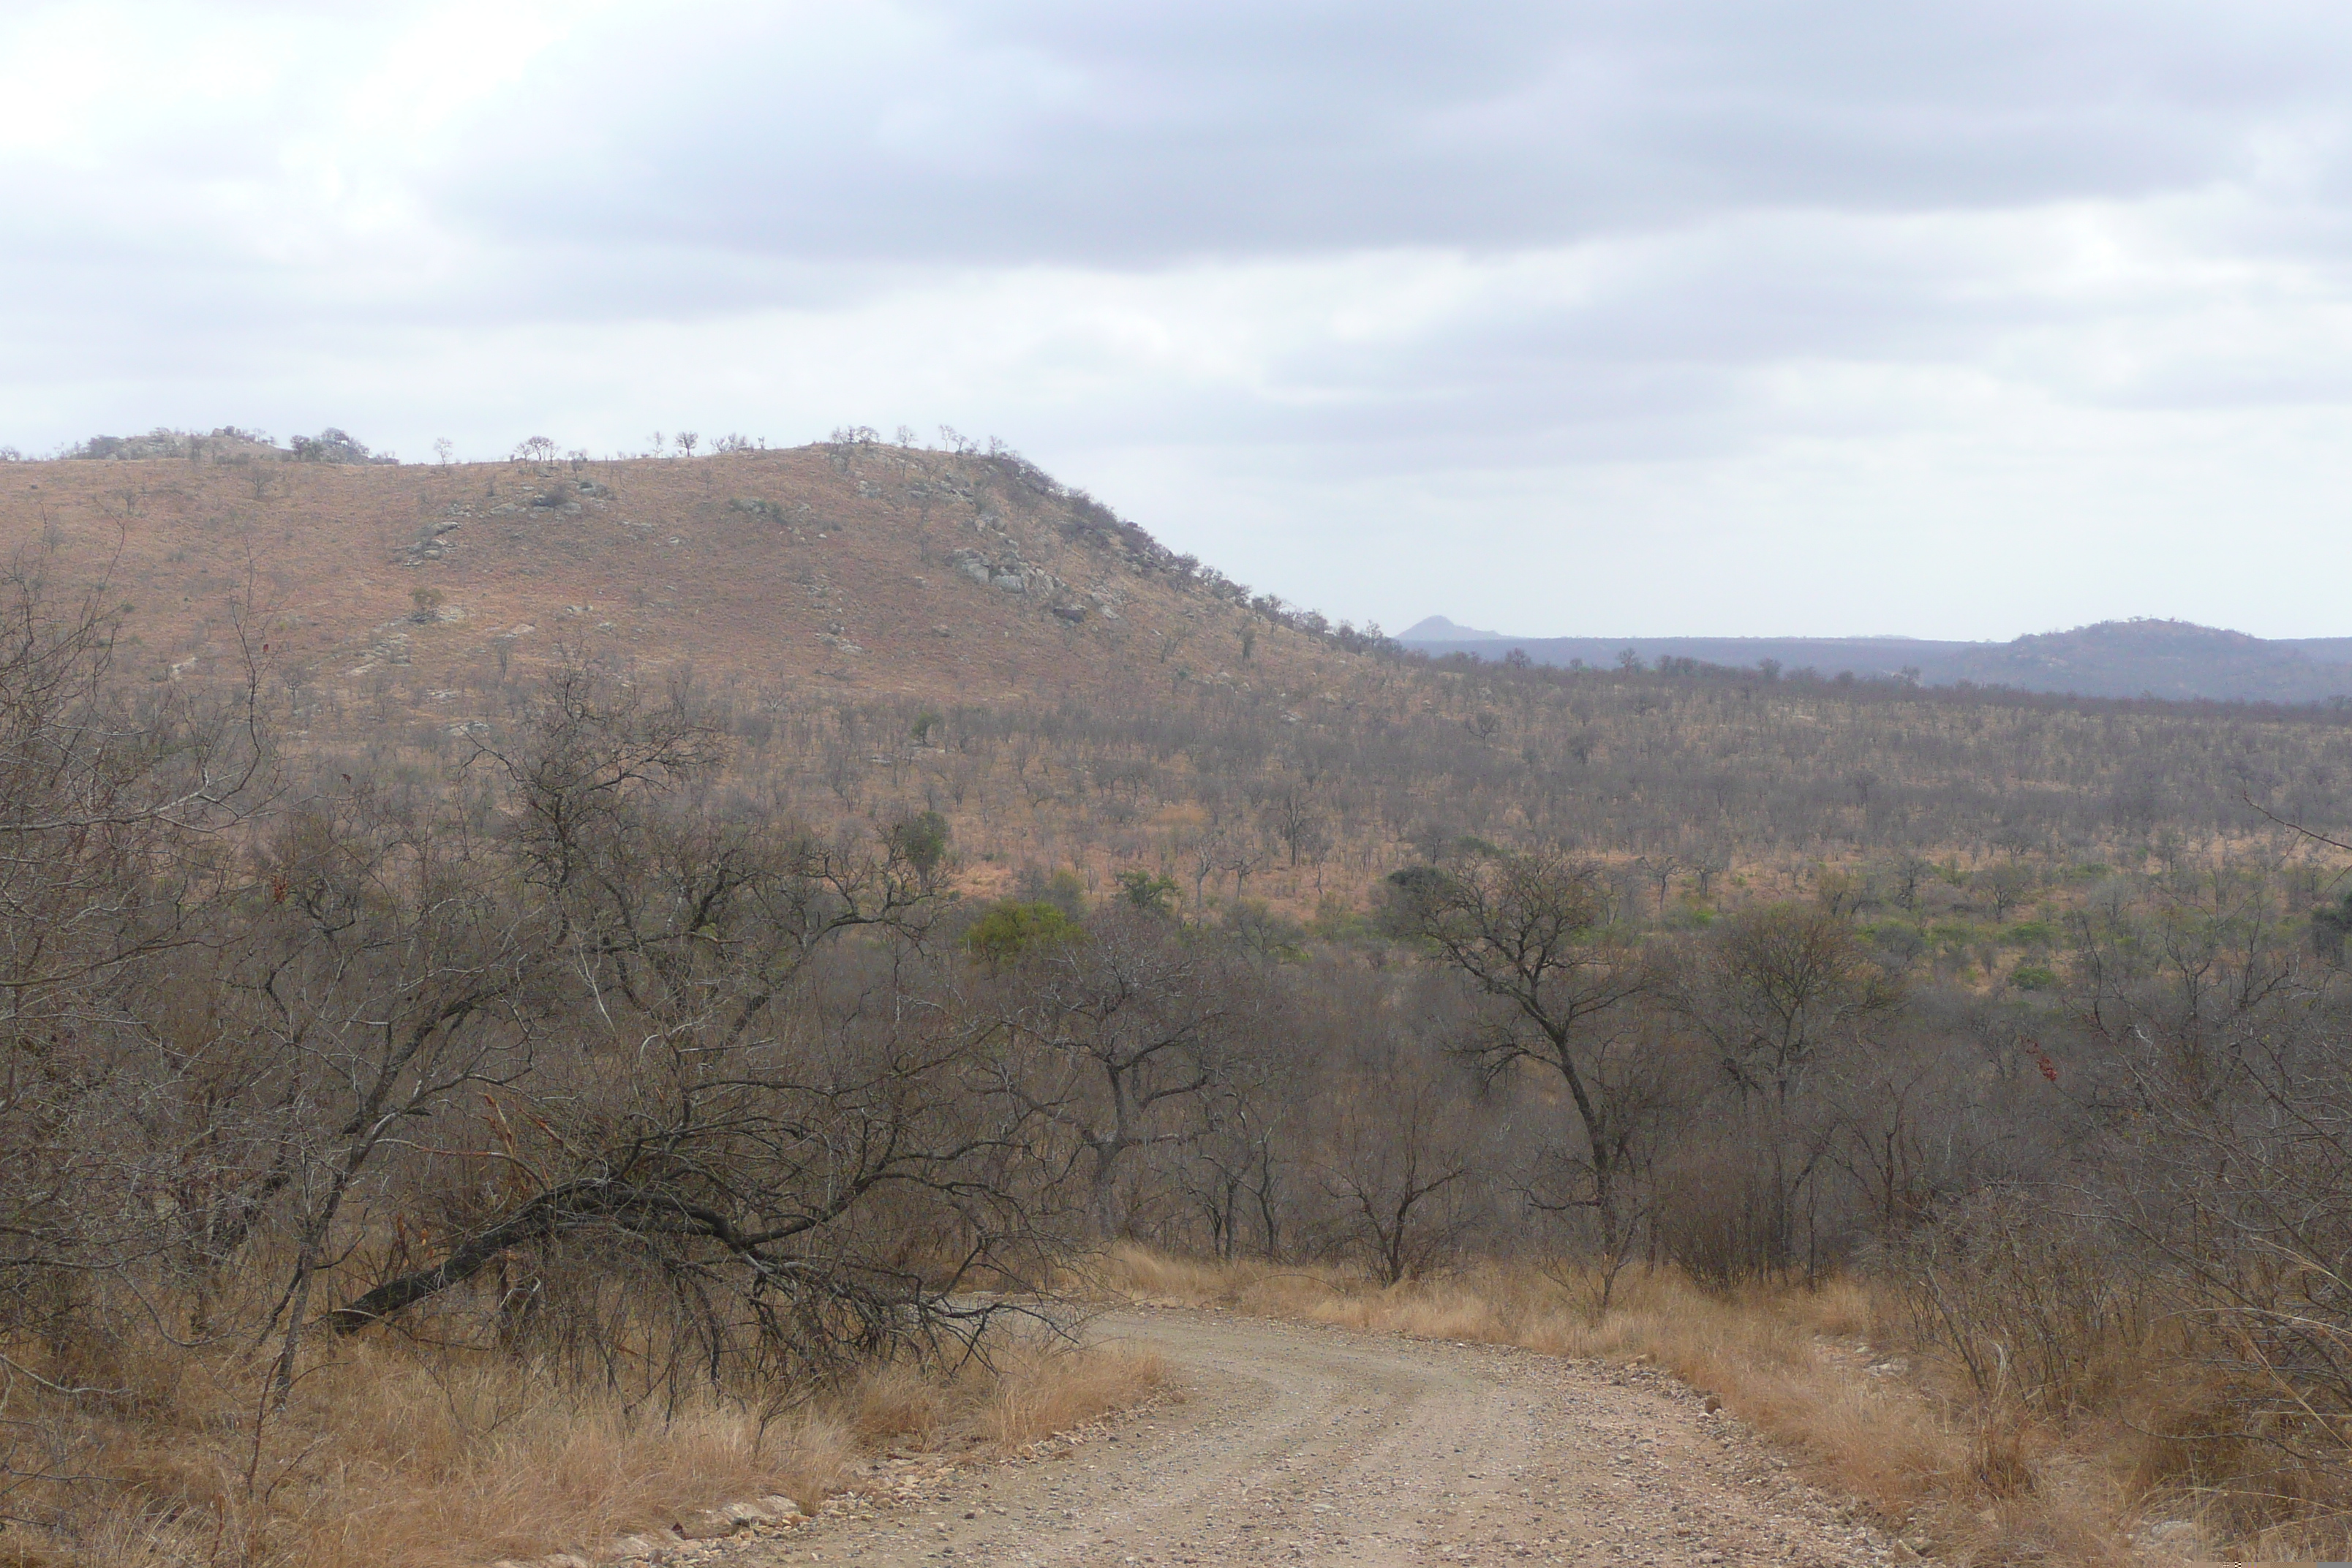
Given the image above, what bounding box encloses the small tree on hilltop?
[292,427,373,464]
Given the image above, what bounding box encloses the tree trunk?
[1088,1142,1125,1238]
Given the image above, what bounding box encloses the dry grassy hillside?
[1,440,1362,709]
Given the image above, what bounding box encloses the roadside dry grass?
[15,1316,1164,1568]
[1085,1246,2321,1567]
[834,1338,1169,1456]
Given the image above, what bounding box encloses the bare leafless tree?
[988,914,1252,1237]
[1384,847,1652,1262]
[1316,1039,1477,1285]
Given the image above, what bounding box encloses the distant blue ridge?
[1397,619,2352,704]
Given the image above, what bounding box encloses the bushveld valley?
[5,430,2352,1566]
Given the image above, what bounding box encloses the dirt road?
[720,1307,1896,1567]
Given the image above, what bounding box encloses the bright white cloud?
[6,0,2352,638]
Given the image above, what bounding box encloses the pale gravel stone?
[671,1508,742,1541]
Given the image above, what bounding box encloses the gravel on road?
[718,1306,1898,1568]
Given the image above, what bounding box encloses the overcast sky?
[6,1,2352,638]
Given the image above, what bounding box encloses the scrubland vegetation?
[0,566,1170,1565]
[12,441,2352,1564]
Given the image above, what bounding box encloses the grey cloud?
[15,0,2352,643]
[437,0,2352,267]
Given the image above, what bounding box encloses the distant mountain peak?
[1401,614,1505,641]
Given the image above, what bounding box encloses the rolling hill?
[3,439,1365,711]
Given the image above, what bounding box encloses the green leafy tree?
[1114,869,1179,916]
[890,810,950,877]
[965,900,1077,965]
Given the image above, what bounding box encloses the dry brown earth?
[726,1308,1895,1568]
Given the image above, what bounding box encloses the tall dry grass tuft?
[29,1332,849,1568]
[967,1341,1169,1451]
[12,1296,1162,1568]
[829,1336,1166,1457]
